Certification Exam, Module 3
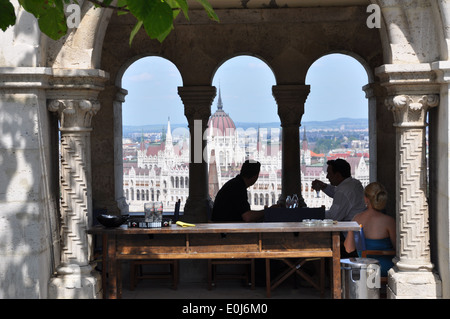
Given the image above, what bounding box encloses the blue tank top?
[358,237,394,277]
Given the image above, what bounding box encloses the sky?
[121,54,369,126]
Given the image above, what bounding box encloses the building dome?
[207,88,236,136]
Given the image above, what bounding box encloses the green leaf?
[195,0,219,21]
[128,0,174,41]
[0,0,16,31]
[156,9,180,42]
[38,5,68,40]
[172,7,180,20]
[129,20,142,46]
[156,24,173,42]
[19,0,47,16]
[19,0,68,40]
[54,0,64,11]
[127,0,155,21]
[116,0,128,15]
[13,0,218,43]
[167,0,189,21]
[142,1,173,41]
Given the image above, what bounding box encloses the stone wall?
[0,68,59,298]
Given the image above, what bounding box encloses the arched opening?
[303,53,370,209]
[121,56,188,213]
[208,55,279,210]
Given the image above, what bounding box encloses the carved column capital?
[385,94,439,127]
[272,85,310,127]
[178,86,216,125]
[48,99,101,131]
[362,82,385,99]
[115,87,128,103]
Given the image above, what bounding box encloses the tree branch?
[87,0,130,13]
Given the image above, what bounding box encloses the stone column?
[113,88,129,214]
[47,69,108,299]
[178,86,216,223]
[377,64,442,298]
[363,83,380,182]
[273,85,310,206]
[363,83,396,216]
[385,93,442,298]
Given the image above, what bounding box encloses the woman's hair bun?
[364,182,387,211]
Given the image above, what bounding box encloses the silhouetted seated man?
[311,158,366,222]
[212,160,269,222]
[211,159,277,286]
[312,158,366,258]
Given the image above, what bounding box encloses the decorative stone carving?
[385,94,438,272]
[273,85,310,128]
[180,87,215,126]
[48,97,101,298]
[386,94,439,128]
[48,99,101,131]
[376,62,443,298]
[384,93,442,298]
[46,69,107,299]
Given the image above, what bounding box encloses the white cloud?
[126,72,154,82]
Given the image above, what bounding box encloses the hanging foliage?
[0,0,219,43]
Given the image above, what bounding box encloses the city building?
[123,89,370,212]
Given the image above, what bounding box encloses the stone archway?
[42,1,448,299]
[46,1,388,298]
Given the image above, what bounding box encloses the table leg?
[320,257,325,297]
[332,232,342,299]
[265,259,271,298]
[270,259,321,293]
[102,234,107,298]
[107,234,118,299]
[117,260,122,299]
[270,259,297,292]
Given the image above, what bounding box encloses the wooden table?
[88,221,360,299]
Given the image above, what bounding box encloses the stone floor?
[120,275,330,299]
[115,258,332,300]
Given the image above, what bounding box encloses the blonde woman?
[344,182,396,276]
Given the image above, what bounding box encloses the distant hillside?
[301,118,368,130]
[123,123,189,135]
[123,118,368,134]
[234,118,368,130]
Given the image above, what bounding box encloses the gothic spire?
[217,85,223,110]
[166,116,173,144]
[302,126,308,151]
